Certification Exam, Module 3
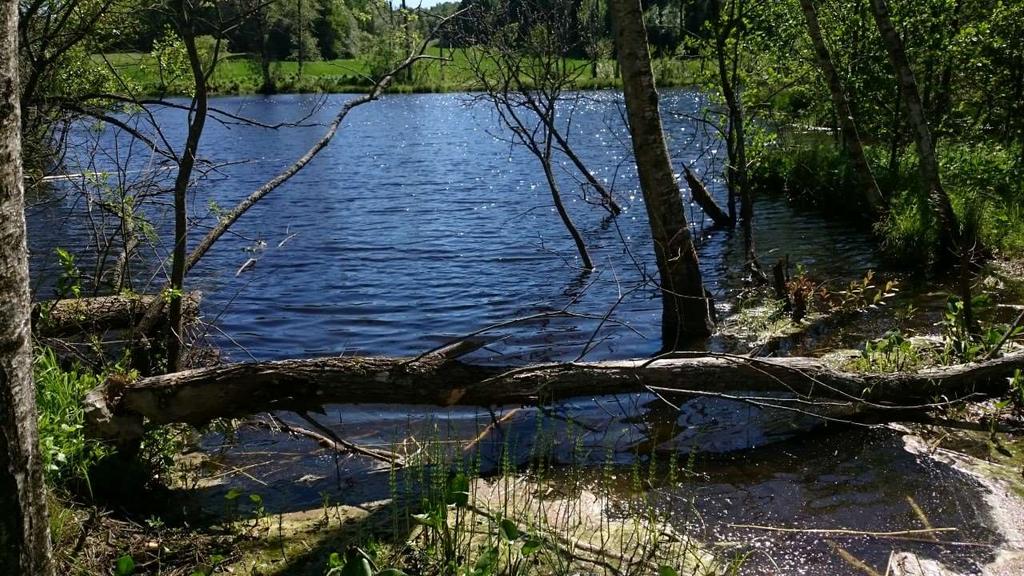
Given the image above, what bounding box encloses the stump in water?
[684,166,732,227]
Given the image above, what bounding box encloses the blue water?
[28,90,877,361]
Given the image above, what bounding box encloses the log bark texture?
[32,293,201,337]
[0,0,54,568]
[85,350,1024,438]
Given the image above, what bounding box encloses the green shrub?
[34,348,111,489]
[875,188,936,267]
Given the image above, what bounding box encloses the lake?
[29,90,879,362]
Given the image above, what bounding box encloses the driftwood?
[84,348,1024,441]
[32,293,201,337]
[683,166,732,227]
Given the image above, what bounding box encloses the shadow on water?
[178,396,1004,574]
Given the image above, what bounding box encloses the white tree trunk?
[0,0,54,569]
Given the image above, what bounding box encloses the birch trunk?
[799,0,885,212]
[0,0,54,568]
[610,0,713,348]
[869,0,960,261]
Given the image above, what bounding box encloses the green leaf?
[115,555,135,576]
[411,512,440,529]
[224,488,242,501]
[473,546,498,574]
[342,547,377,576]
[376,570,409,576]
[521,537,543,556]
[340,558,374,576]
[328,552,344,568]
[446,472,470,507]
[499,518,519,541]
[658,566,680,576]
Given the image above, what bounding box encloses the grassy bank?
[749,135,1024,267]
[97,48,701,96]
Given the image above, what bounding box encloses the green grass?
[94,48,702,96]
[749,137,1024,266]
[34,347,110,490]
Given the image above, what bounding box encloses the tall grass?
[313,411,741,576]
[34,347,110,490]
[749,137,1024,266]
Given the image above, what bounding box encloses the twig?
[985,309,1024,361]
[294,412,406,467]
[726,524,956,538]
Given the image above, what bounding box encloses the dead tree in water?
[460,0,625,271]
[610,0,713,348]
[683,166,731,228]
[85,347,1024,441]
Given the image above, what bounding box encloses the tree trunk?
[0,0,54,568]
[259,25,274,94]
[869,0,960,263]
[84,350,1024,439]
[712,0,759,272]
[165,1,210,372]
[798,0,885,213]
[610,0,712,348]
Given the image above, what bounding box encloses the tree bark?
[683,166,731,227]
[610,0,713,348]
[32,293,200,337]
[84,350,1024,438]
[798,0,885,213]
[0,0,54,568]
[869,0,960,263]
[165,0,210,372]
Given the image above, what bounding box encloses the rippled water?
[28,91,878,361]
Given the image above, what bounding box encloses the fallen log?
[84,349,1024,441]
[32,292,201,337]
[684,166,732,227]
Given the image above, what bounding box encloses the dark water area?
[28,90,878,363]
[29,92,1007,574]
[190,405,1002,575]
